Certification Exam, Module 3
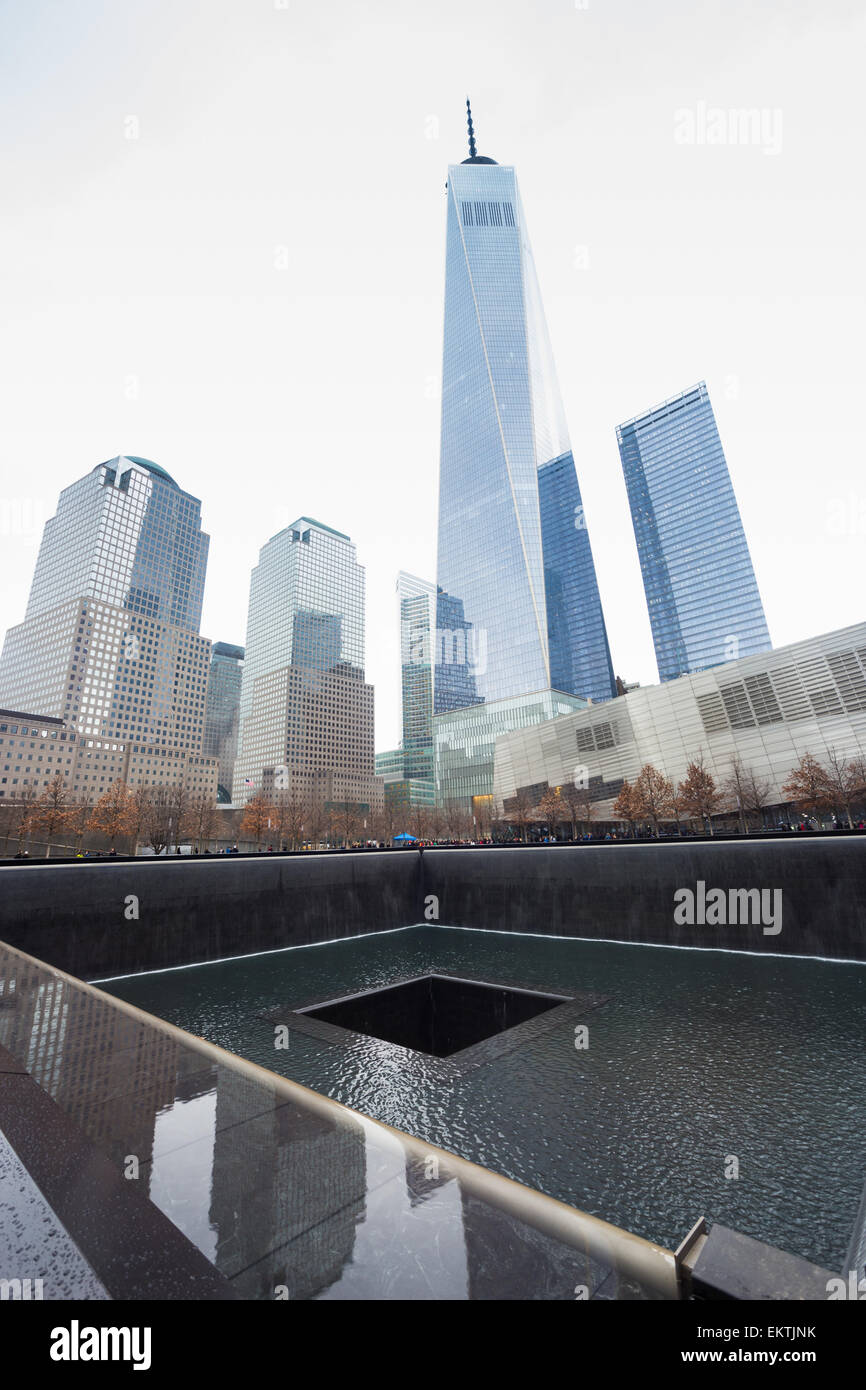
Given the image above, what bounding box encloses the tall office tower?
[398,573,436,787]
[375,573,436,808]
[204,641,245,802]
[433,103,615,807]
[233,518,382,813]
[617,382,772,683]
[0,456,217,800]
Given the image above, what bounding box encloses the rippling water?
[104,925,866,1269]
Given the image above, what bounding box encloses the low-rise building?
[493,623,866,821]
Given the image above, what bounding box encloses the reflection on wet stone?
[0,952,627,1301]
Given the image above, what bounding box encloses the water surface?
[104,925,866,1269]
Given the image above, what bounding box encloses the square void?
[299,974,565,1059]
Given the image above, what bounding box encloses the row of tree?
[238,748,866,846]
[606,750,866,838]
[501,750,866,840]
[236,789,487,850]
[0,774,220,857]
[3,749,864,856]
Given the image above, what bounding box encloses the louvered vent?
[720,682,756,729]
[769,665,811,721]
[826,651,866,713]
[697,691,729,734]
[744,673,783,726]
[576,721,620,753]
[799,657,844,717]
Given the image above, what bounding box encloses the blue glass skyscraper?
[617,382,771,683]
[433,104,615,806]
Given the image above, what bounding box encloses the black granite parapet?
[0,836,863,980]
[423,838,866,961]
[0,850,421,979]
[0,1043,237,1300]
[688,1224,835,1300]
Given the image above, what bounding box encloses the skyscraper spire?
[466,97,477,160]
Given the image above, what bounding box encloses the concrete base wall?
[0,837,863,980]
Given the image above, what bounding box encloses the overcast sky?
[1,0,864,750]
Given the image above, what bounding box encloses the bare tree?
[144,785,175,856]
[850,757,866,824]
[2,788,38,855]
[633,764,675,837]
[272,785,307,851]
[127,785,153,855]
[88,780,134,852]
[324,798,364,848]
[370,797,399,846]
[722,755,750,834]
[456,805,477,841]
[722,756,772,833]
[472,797,493,842]
[781,753,832,826]
[187,791,219,852]
[304,795,329,851]
[505,786,535,843]
[239,791,278,850]
[740,765,772,831]
[612,779,641,839]
[0,798,17,855]
[677,754,722,835]
[69,792,96,854]
[489,798,509,843]
[428,803,449,843]
[669,783,686,837]
[167,780,192,851]
[408,800,433,842]
[575,784,595,839]
[822,747,861,827]
[30,773,74,857]
[559,782,583,841]
[535,787,561,840]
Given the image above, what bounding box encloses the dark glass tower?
[433,104,615,805]
[617,382,771,683]
[204,641,245,802]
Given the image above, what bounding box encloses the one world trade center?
[434,103,615,807]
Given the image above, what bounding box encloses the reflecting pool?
[104,925,866,1270]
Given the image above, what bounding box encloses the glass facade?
[397,573,435,796]
[233,518,380,810]
[617,382,771,683]
[432,137,614,803]
[25,456,208,631]
[0,456,217,800]
[435,159,614,711]
[204,642,245,802]
[376,573,436,808]
[435,688,587,806]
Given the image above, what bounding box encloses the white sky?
[1,0,864,751]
